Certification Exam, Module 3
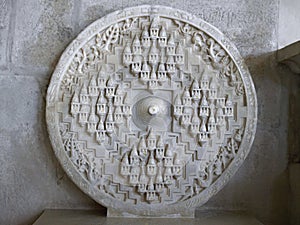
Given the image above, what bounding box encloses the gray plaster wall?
[0,0,290,225]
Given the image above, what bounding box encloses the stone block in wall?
[11,0,76,73]
[0,76,46,225]
[0,76,99,225]
[195,2,278,56]
[0,0,12,69]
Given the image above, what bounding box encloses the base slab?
[107,207,195,218]
[32,209,264,225]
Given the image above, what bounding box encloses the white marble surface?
[46,5,257,217]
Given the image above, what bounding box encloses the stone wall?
[279,0,300,48]
[0,0,290,225]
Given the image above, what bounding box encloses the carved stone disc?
[46,5,257,217]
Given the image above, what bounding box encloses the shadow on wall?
[200,51,290,225]
[277,49,300,225]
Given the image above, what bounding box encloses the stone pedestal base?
[32,209,264,225]
[107,208,195,218]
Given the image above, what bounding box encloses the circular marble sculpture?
[46,5,257,217]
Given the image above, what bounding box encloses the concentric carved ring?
[46,5,257,217]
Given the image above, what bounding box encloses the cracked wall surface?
[0,0,290,225]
